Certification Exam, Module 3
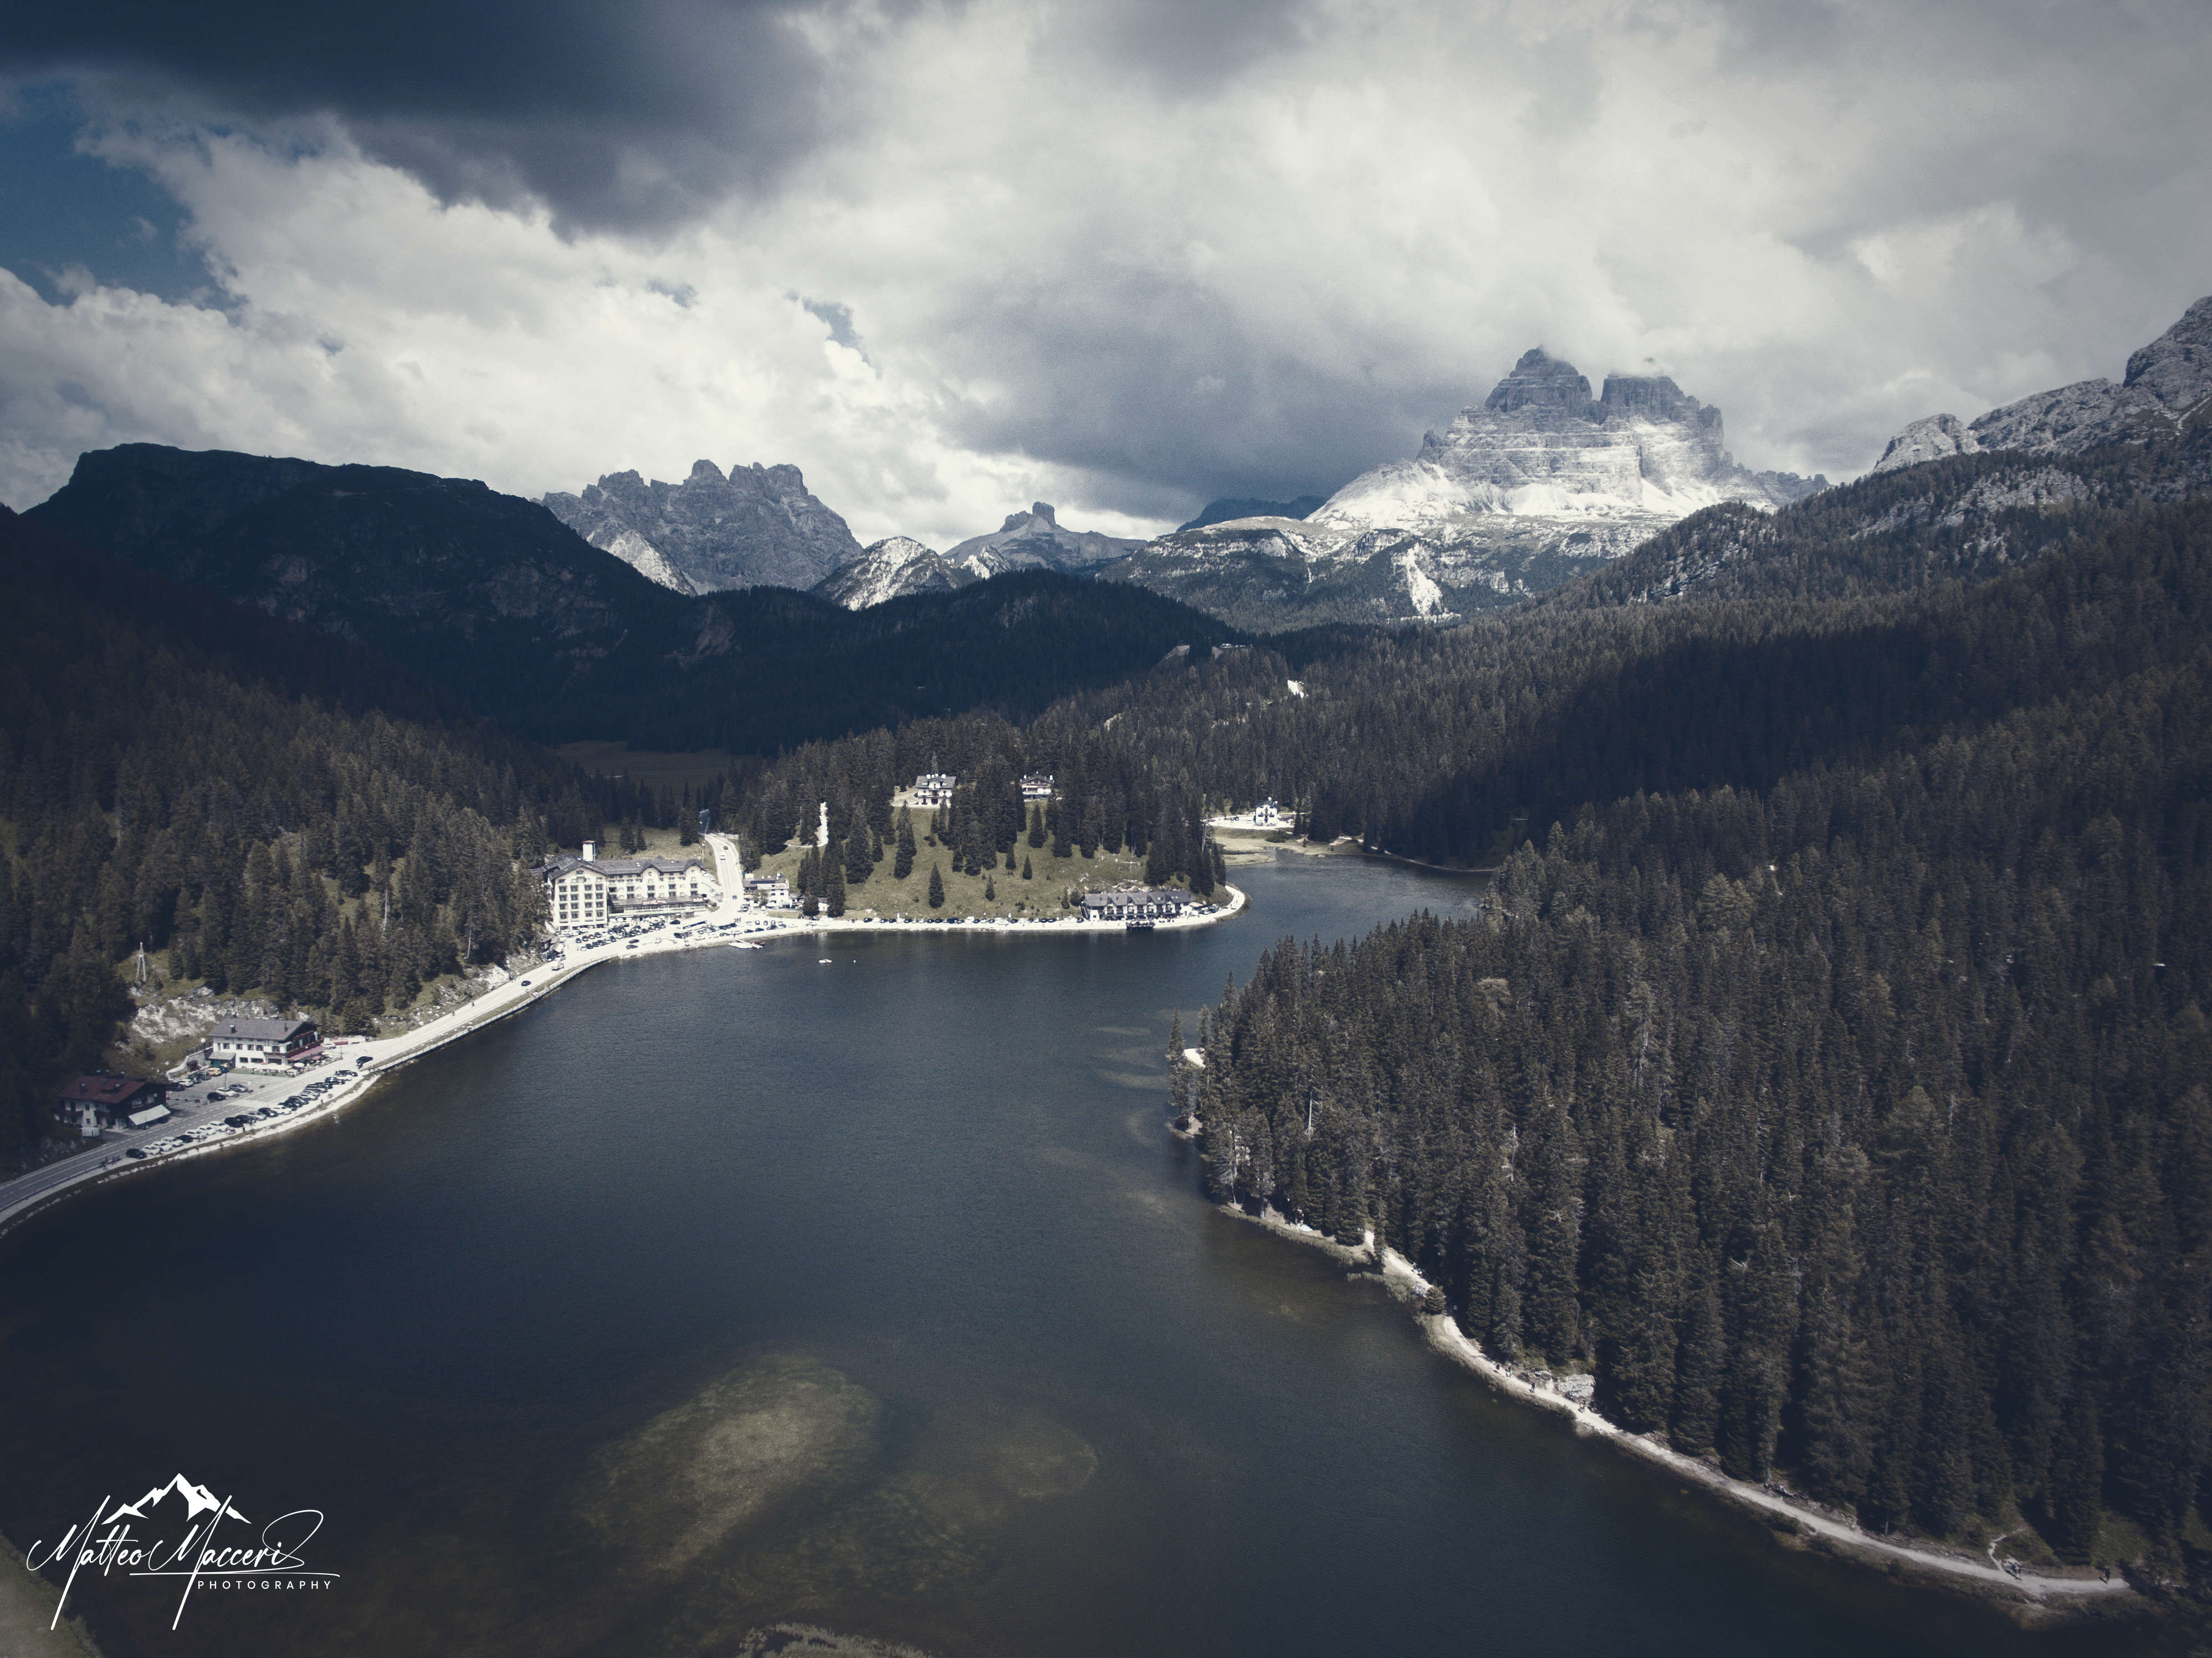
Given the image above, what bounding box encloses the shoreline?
[0,879,1247,1239]
[1218,1201,2142,1620]
[1209,826,1495,876]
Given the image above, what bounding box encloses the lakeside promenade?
[0,839,1243,1235]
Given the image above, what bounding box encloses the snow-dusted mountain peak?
[942,501,1144,574]
[543,459,862,592]
[1313,348,1815,541]
[811,536,976,609]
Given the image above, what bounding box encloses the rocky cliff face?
[940,502,1145,575]
[1104,349,1824,629]
[1314,350,1821,538]
[811,536,980,609]
[542,459,863,592]
[1872,295,2212,472]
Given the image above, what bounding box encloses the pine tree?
[927,862,945,908]
[2045,1391,2105,1562]
[1672,1251,1725,1455]
[894,807,916,879]
[825,852,847,917]
[1028,804,1046,848]
[984,875,997,902]
[1021,854,1033,881]
[844,804,872,887]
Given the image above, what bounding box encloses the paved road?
[0,864,779,1229]
[1,843,1234,1229]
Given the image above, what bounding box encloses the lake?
[0,854,2173,1656]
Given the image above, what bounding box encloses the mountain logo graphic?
[30,1472,332,1632]
[107,1474,248,1525]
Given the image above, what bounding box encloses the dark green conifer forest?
[11,422,2212,1577]
[0,508,582,1157]
[1191,498,2212,1564]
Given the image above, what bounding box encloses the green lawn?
[751,836,1183,922]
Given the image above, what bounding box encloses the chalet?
[1020,773,1056,801]
[744,870,793,908]
[912,772,958,808]
[210,1016,322,1068]
[1252,797,1284,828]
[1079,887,1195,923]
[540,842,716,927]
[57,1073,171,1137]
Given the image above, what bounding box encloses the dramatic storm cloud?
[2,0,2207,544]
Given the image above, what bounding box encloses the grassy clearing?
[751,836,1180,922]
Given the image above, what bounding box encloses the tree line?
[0,509,585,1160]
[1190,498,2212,1567]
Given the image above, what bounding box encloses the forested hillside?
[1544,432,2212,611]
[704,714,1223,903]
[28,445,1247,753]
[0,507,611,1161]
[1191,500,2212,1568]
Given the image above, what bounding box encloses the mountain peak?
[1483,349,1596,415]
[544,459,861,592]
[2121,293,2212,408]
[1314,342,1793,540]
[999,502,1059,531]
[110,1472,247,1524]
[1873,294,2212,469]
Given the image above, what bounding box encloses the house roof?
[59,1073,162,1104]
[214,1017,315,1041]
[542,854,705,878]
[1080,887,1189,908]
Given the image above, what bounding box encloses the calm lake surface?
[0,855,2177,1657]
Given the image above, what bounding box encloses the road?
[0,840,1237,1231]
[0,853,778,1231]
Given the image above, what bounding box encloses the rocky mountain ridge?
[1545,408,2212,613]
[542,458,863,593]
[1872,295,2212,472]
[1315,349,1822,536]
[807,503,1149,611]
[941,502,1144,574]
[811,536,976,608]
[1096,349,1826,630]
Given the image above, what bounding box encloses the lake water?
[0,855,2177,1657]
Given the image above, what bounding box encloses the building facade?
[743,870,793,908]
[540,843,718,928]
[1079,887,1196,923]
[210,1017,322,1068]
[912,772,957,808]
[57,1073,171,1137]
[1020,772,1056,801]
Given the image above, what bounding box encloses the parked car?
[126,1147,146,1158]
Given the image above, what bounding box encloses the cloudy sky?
[2,0,2207,545]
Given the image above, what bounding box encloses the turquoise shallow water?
[0,856,2178,1656]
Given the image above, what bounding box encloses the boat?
[730,941,762,950]
[1125,919,1155,932]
